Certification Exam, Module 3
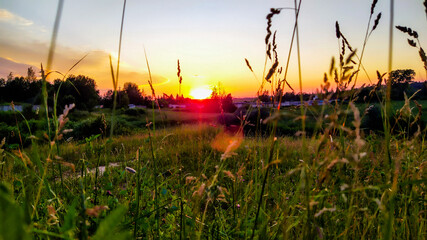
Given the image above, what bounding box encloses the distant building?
[0,105,40,112]
[128,104,147,109]
[168,104,187,109]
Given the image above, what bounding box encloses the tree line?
[2,68,426,113]
[0,67,237,113]
[258,69,427,103]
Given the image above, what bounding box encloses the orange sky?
[0,1,426,97]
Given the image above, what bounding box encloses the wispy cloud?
[0,57,40,78]
[0,38,169,91]
[0,9,33,26]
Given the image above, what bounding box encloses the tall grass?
[1,0,426,239]
[109,0,127,138]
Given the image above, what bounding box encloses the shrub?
[124,108,146,116]
[0,122,20,147]
[71,116,105,140]
[361,105,383,133]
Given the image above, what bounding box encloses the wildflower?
[58,103,75,131]
[125,167,136,174]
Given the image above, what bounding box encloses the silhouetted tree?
[4,76,29,102]
[390,69,415,85]
[53,75,99,111]
[204,83,236,113]
[7,72,13,81]
[221,93,237,113]
[0,78,5,102]
[124,82,143,105]
[258,90,270,103]
[389,69,415,100]
[101,90,129,109]
[26,67,37,82]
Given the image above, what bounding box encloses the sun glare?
[190,87,212,99]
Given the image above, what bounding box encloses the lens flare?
[189,87,212,99]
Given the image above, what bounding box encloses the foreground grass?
[1,121,426,239]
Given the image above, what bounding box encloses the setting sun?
[189,87,212,99]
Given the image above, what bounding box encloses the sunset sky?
[0,0,426,98]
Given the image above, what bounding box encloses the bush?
[390,111,425,136]
[0,122,20,147]
[0,112,16,126]
[361,105,383,133]
[124,108,146,116]
[68,110,91,122]
[71,116,106,140]
[70,115,135,139]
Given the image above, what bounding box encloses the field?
[1,0,427,239]
[1,98,426,239]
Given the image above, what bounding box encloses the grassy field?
[1,100,426,239]
[1,0,427,239]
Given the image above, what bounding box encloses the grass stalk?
[110,0,127,138]
[294,0,305,141]
[31,0,64,218]
[79,180,88,240]
[94,151,101,205]
[134,148,142,237]
[383,1,395,239]
[147,126,159,238]
[144,47,158,133]
[250,138,277,239]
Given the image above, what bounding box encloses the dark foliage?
[53,75,100,111]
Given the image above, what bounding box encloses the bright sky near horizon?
[0,0,426,98]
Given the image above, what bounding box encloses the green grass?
[1,120,426,239]
[1,0,427,239]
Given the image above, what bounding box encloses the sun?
[189,87,212,99]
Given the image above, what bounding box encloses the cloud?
[0,37,170,92]
[0,13,169,91]
[0,9,33,26]
[0,57,40,78]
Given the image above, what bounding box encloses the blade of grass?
[110,0,127,138]
[383,1,395,239]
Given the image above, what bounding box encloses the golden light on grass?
[189,86,212,99]
[211,130,244,160]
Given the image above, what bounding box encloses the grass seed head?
[223,170,235,181]
[245,58,254,73]
[407,39,417,47]
[185,176,197,185]
[372,12,382,31]
[371,0,378,15]
[335,21,341,39]
[86,205,109,218]
[419,47,427,70]
[193,183,206,197]
[424,0,427,19]
[265,61,279,82]
[265,8,281,45]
